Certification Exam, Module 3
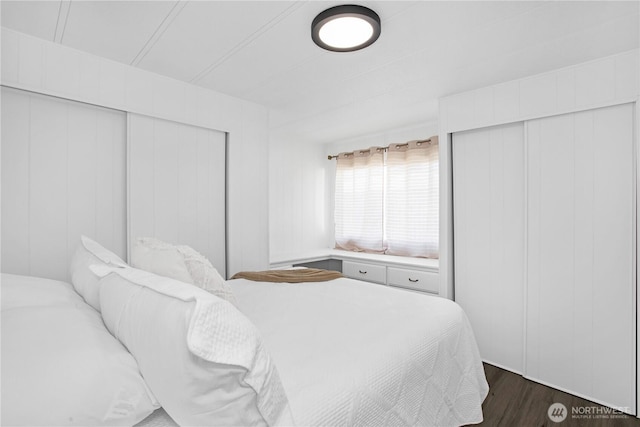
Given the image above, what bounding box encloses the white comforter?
[3,272,487,427]
[231,277,489,427]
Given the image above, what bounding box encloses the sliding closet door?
[526,103,635,411]
[1,87,126,281]
[453,122,525,373]
[128,114,227,277]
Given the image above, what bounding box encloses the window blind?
[333,138,439,259]
[334,148,385,253]
[385,140,439,258]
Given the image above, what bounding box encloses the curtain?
[385,138,439,258]
[334,147,385,253]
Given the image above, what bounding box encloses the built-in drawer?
[342,261,386,284]
[387,267,438,294]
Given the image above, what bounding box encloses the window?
[333,138,439,258]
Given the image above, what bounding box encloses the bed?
[232,277,489,426]
[1,237,488,427]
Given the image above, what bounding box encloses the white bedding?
[231,277,489,426]
[2,272,487,427]
[1,274,159,426]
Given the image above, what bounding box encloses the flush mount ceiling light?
[311,4,381,52]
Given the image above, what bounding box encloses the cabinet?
[387,267,438,294]
[292,254,439,295]
[453,104,635,411]
[342,261,387,284]
[342,260,438,294]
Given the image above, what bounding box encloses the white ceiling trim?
[54,0,70,43]
[130,0,187,66]
[190,0,305,84]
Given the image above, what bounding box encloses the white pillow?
[69,235,127,311]
[131,237,236,305]
[1,276,159,426]
[97,266,293,427]
[2,273,85,310]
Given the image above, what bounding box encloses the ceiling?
[2,1,638,144]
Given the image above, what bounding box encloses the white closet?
[1,87,127,281]
[453,103,636,411]
[453,122,525,374]
[525,104,635,410]
[128,114,227,277]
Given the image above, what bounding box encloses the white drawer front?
[343,261,386,284]
[387,267,438,294]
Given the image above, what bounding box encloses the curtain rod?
[327,137,435,160]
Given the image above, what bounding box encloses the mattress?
[231,277,489,426]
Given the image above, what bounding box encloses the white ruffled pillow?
[97,266,293,426]
[69,235,127,311]
[131,237,236,305]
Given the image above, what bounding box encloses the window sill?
[270,249,439,273]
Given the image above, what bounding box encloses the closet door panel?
[526,103,635,411]
[177,126,199,247]
[29,95,69,280]
[591,105,635,405]
[1,89,31,274]
[94,108,127,256]
[453,122,525,373]
[152,118,181,244]
[571,112,596,395]
[67,104,99,263]
[128,116,156,240]
[1,87,127,281]
[128,114,227,277]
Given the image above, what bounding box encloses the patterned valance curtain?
[333,138,439,259]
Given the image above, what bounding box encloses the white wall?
[268,138,328,262]
[1,28,270,275]
[268,122,438,263]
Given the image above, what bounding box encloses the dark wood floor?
[471,363,640,427]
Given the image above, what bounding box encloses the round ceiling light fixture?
[311,4,381,52]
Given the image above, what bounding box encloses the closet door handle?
[408,278,419,283]
[359,270,367,274]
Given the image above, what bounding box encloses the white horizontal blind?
[334,139,439,258]
[385,140,439,257]
[334,148,385,253]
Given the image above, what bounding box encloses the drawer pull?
[358,270,367,274]
[408,278,419,283]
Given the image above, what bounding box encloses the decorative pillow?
[69,236,128,311]
[1,274,159,426]
[131,237,236,305]
[97,266,293,427]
